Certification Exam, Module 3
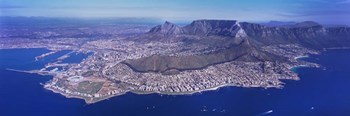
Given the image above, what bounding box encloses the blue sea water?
[0,48,350,116]
[61,52,93,64]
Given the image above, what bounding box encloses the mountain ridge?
[124,19,350,74]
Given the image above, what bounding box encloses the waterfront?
[0,48,350,116]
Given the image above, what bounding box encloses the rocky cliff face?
[149,21,184,36]
[145,20,350,48]
[240,22,350,48]
[146,20,247,38]
[182,20,247,37]
[125,19,350,74]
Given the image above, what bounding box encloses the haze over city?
[1,0,350,24]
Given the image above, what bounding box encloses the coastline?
[45,80,284,104]
[291,54,320,69]
[323,47,350,51]
[43,86,124,104]
[131,83,282,96]
[4,59,308,104]
[294,55,309,60]
[95,83,282,104]
[1,48,323,104]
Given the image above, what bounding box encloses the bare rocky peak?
[148,19,246,37]
[144,19,350,49]
[184,20,239,36]
[126,19,350,75]
[149,21,184,35]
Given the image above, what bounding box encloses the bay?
[0,48,349,116]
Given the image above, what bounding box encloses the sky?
[1,0,350,24]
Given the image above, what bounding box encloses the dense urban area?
[2,18,342,103]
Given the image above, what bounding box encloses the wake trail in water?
[256,110,273,116]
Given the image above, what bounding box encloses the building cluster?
[35,40,318,103]
[0,26,321,103]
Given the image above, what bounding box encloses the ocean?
[0,48,350,116]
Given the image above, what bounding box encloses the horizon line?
[0,16,349,26]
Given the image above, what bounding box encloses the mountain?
[124,19,350,74]
[292,21,321,28]
[149,21,184,36]
[135,20,247,43]
[148,20,247,37]
[182,20,247,37]
[240,21,350,48]
[260,21,320,28]
[123,39,285,75]
[261,21,297,27]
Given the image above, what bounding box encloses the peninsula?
[1,18,349,103]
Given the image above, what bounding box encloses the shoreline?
[2,64,321,105]
[323,47,350,51]
[2,48,326,104]
[43,86,123,104]
[5,60,306,104]
[294,55,309,60]
[92,83,283,104]
[44,78,285,104]
[131,83,281,96]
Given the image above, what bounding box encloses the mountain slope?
[240,22,350,48]
[123,38,286,74]
[124,19,350,74]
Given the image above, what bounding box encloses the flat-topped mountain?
[261,21,297,27]
[261,21,320,28]
[148,19,246,37]
[240,22,350,48]
[139,19,350,48]
[292,21,321,28]
[125,19,350,74]
[182,20,246,37]
[136,20,247,43]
